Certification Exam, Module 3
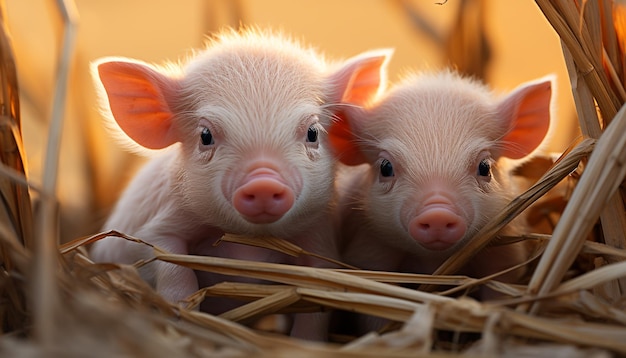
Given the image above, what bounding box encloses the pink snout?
[232,169,295,224]
[409,204,467,251]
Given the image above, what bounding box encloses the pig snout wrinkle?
[409,204,467,251]
[233,169,295,224]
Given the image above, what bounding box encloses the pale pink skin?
[334,70,553,288]
[89,29,390,340]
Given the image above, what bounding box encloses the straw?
[3,1,626,356]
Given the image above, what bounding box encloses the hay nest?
[1,1,626,356]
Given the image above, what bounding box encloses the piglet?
[331,71,553,299]
[89,28,391,340]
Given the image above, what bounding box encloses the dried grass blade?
[297,289,422,323]
[601,0,621,80]
[0,121,32,250]
[445,0,490,79]
[438,301,626,352]
[32,0,79,348]
[177,309,269,352]
[552,260,626,295]
[336,269,471,286]
[562,22,626,295]
[218,287,300,323]
[537,0,620,122]
[301,289,626,354]
[0,2,33,250]
[536,0,596,87]
[598,193,626,252]
[614,3,626,87]
[156,252,453,304]
[59,230,149,254]
[562,39,603,137]
[526,103,626,312]
[208,271,461,302]
[386,308,434,352]
[575,290,626,325]
[604,47,626,101]
[40,0,79,196]
[162,316,257,353]
[438,241,545,297]
[339,307,434,353]
[562,22,626,273]
[581,239,626,259]
[189,283,321,316]
[0,216,30,271]
[502,309,626,353]
[200,282,292,301]
[217,234,358,269]
[581,0,603,62]
[576,0,624,120]
[178,309,345,354]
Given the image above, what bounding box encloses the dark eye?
[478,159,491,177]
[306,125,318,143]
[380,159,394,177]
[200,127,214,145]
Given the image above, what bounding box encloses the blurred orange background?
[4,0,578,242]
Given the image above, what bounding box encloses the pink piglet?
[90,27,391,340]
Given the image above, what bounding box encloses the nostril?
[232,176,295,224]
[419,221,457,231]
[409,206,467,250]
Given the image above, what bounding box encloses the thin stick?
[32,0,79,348]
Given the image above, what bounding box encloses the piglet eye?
[380,159,394,177]
[478,159,491,177]
[200,127,214,146]
[306,125,319,143]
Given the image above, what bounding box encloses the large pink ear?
[497,76,554,160]
[95,59,181,150]
[327,49,393,165]
[332,49,393,105]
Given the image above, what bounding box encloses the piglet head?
[331,71,553,253]
[94,29,391,237]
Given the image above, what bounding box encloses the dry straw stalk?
[2,0,626,356]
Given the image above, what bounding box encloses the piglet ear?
[328,107,371,165]
[327,49,393,165]
[95,59,181,149]
[327,49,393,106]
[497,76,554,160]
